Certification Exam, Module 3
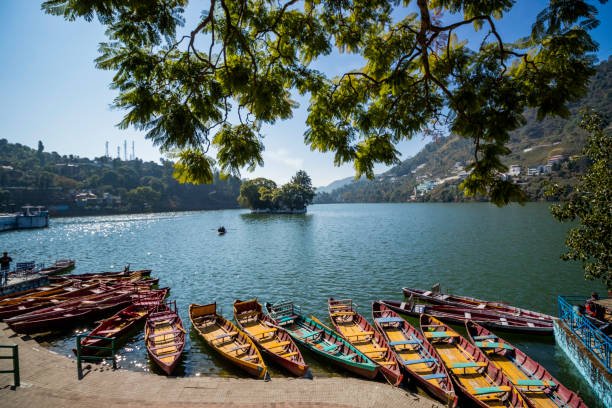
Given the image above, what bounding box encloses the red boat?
[4,286,164,334]
[78,301,160,357]
[0,282,105,320]
[39,259,76,276]
[145,301,185,375]
[421,315,528,408]
[379,300,553,335]
[402,286,553,323]
[465,321,588,408]
[328,298,403,386]
[49,269,152,282]
[233,299,310,378]
[372,301,456,406]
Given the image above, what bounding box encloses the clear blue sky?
[0,2,609,187]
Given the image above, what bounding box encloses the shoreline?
[0,322,442,408]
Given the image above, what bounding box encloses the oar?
[309,315,336,333]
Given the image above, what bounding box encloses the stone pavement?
[0,323,442,408]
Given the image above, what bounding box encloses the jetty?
[0,322,441,408]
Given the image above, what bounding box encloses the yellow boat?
[421,315,529,408]
[189,302,268,379]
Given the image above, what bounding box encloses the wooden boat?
[379,300,553,335]
[372,301,456,406]
[7,286,167,334]
[78,302,158,356]
[421,314,529,408]
[48,269,152,282]
[265,301,378,380]
[403,286,553,323]
[0,282,105,320]
[328,298,403,386]
[190,302,268,379]
[0,281,76,306]
[145,300,185,375]
[466,321,587,408]
[0,281,73,301]
[233,299,310,377]
[39,259,76,276]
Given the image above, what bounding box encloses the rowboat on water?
[421,314,529,408]
[328,298,403,386]
[6,286,165,334]
[145,300,185,375]
[0,280,76,306]
[0,282,105,320]
[403,286,553,323]
[49,269,152,282]
[379,299,553,335]
[39,259,76,276]
[372,301,456,405]
[465,321,587,408]
[265,301,378,380]
[77,302,157,356]
[0,281,73,301]
[189,302,268,379]
[233,299,310,377]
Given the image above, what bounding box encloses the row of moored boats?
[0,274,586,407]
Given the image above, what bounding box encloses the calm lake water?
[0,203,605,406]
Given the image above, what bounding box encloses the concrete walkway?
[0,323,442,408]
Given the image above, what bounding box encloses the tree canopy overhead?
[42,0,605,204]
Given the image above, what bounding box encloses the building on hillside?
[74,192,98,207]
[509,165,521,176]
[527,167,539,176]
[416,180,438,194]
[548,155,567,165]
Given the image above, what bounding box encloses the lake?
[0,203,605,406]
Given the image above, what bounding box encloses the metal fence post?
[76,335,83,380]
[13,345,19,387]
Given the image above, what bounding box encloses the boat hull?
[380,299,552,335]
[372,301,457,406]
[145,302,185,375]
[190,303,268,379]
[465,321,587,408]
[265,302,378,380]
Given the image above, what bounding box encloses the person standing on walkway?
[0,252,12,286]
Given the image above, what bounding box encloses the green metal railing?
[0,344,20,387]
[75,334,116,380]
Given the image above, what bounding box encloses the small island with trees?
[238,170,315,214]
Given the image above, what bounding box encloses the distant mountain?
[319,57,611,203]
[316,175,367,194]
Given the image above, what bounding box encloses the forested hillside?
[317,58,611,203]
[0,141,241,215]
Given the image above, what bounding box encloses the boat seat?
[267,341,290,349]
[331,311,355,317]
[154,350,182,358]
[242,355,259,362]
[237,310,259,319]
[278,315,297,324]
[149,330,182,338]
[475,341,513,350]
[422,291,432,296]
[450,362,487,372]
[514,379,556,388]
[329,304,351,310]
[473,334,497,341]
[321,344,338,353]
[215,332,237,340]
[421,373,447,380]
[424,331,458,339]
[281,351,298,358]
[389,339,421,346]
[255,328,277,338]
[473,386,511,396]
[301,330,323,339]
[364,347,387,354]
[339,354,356,361]
[96,330,118,335]
[227,344,250,353]
[346,331,373,339]
[403,358,436,365]
[149,343,180,352]
[375,317,404,324]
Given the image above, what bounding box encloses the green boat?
[265,301,378,379]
